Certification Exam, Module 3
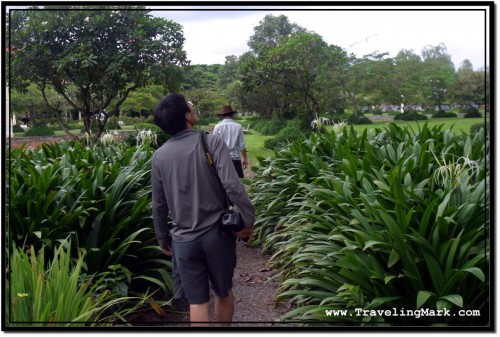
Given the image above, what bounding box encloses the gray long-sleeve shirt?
[151,129,255,247]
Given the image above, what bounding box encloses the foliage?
[6,243,145,326]
[236,26,350,124]
[7,141,174,301]
[421,43,457,110]
[461,106,482,118]
[394,111,428,121]
[251,115,288,136]
[195,115,220,126]
[10,84,74,123]
[218,14,488,125]
[9,7,189,139]
[247,14,306,55]
[447,60,487,106]
[433,111,457,119]
[183,64,222,90]
[264,119,308,150]
[124,123,170,148]
[120,85,167,118]
[392,49,426,106]
[24,123,55,137]
[249,123,489,325]
[346,114,373,125]
[12,124,24,133]
[470,123,488,135]
[183,87,226,116]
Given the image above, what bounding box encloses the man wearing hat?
[213,105,249,178]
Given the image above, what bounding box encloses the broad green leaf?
[439,294,463,308]
[387,249,400,268]
[463,267,485,283]
[416,290,435,309]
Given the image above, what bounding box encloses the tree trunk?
[55,109,78,139]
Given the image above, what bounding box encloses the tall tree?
[233,15,308,119]
[9,6,189,139]
[263,32,348,121]
[247,14,306,55]
[447,60,487,107]
[393,49,426,109]
[218,55,240,94]
[421,43,456,110]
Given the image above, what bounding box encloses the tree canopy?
[9,6,189,138]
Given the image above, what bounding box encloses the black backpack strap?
[200,132,216,170]
[200,132,232,207]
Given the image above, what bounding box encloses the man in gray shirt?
[151,93,255,326]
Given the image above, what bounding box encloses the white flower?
[100,132,118,146]
[136,129,157,147]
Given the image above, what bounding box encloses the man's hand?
[162,246,172,257]
[235,225,254,244]
[242,158,249,169]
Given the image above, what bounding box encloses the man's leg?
[190,302,210,326]
[214,288,234,326]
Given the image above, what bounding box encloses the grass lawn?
[352,118,486,134]
[204,121,273,167]
[243,130,273,166]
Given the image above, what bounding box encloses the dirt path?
[124,241,293,327]
[224,241,292,326]
[150,241,293,327]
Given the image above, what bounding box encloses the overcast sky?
[150,5,489,71]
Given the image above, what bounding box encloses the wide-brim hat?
[218,104,238,116]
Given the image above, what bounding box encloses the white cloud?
[153,6,489,70]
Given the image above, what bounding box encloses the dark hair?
[154,93,189,135]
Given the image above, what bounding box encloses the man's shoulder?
[227,120,242,128]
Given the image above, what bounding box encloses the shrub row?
[249,123,489,325]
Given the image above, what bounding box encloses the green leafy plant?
[250,123,489,325]
[6,243,147,326]
[8,141,173,305]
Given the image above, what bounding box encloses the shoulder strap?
[200,132,216,170]
[200,132,232,207]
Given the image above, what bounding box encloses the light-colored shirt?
[213,119,246,160]
[151,129,255,246]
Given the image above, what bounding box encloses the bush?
[250,124,489,325]
[346,114,373,125]
[470,123,488,135]
[462,106,482,118]
[8,142,174,304]
[196,115,219,126]
[394,110,428,121]
[264,119,308,150]
[104,122,123,131]
[252,116,287,136]
[433,111,457,118]
[66,122,84,130]
[80,123,100,134]
[6,244,120,326]
[12,124,24,133]
[24,123,55,137]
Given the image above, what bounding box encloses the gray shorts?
[171,226,237,304]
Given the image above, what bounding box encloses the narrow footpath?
[162,241,293,327]
[221,241,293,327]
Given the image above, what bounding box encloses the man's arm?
[240,148,249,169]
[208,135,255,228]
[238,126,248,169]
[151,154,172,256]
